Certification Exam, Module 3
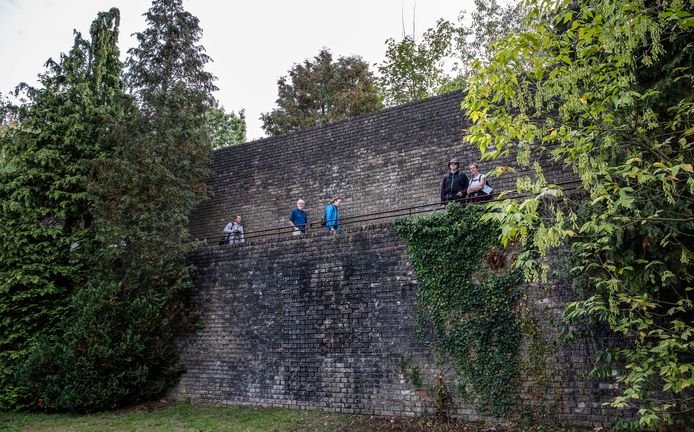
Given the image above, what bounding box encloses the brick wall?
[176,225,429,416]
[174,224,629,427]
[176,93,627,426]
[189,91,574,242]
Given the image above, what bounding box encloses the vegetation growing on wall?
[395,204,523,417]
[463,0,694,427]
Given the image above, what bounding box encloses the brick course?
[189,91,573,242]
[175,225,629,426]
[177,93,629,426]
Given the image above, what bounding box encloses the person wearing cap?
[440,158,470,204]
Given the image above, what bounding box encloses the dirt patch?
[360,417,589,432]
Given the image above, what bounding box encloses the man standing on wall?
[224,215,245,244]
[289,199,308,235]
[440,158,469,204]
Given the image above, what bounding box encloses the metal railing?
[207,179,583,245]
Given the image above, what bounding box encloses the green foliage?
[463,0,694,427]
[207,103,246,149]
[261,48,382,136]
[377,19,455,106]
[395,205,523,417]
[454,0,527,74]
[125,0,217,108]
[0,8,125,409]
[377,1,525,105]
[24,0,216,412]
[20,275,184,411]
[1,0,217,412]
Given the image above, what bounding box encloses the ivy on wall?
[395,204,523,417]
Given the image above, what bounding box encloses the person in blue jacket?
[288,199,308,235]
[324,198,341,232]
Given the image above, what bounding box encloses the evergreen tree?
[16,0,218,411]
[261,49,382,136]
[26,0,217,411]
[0,8,125,409]
[125,0,216,212]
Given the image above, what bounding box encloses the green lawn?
[0,403,368,432]
[0,402,590,432]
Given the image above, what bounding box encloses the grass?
[0,402,368,432]
[0,402,592,432]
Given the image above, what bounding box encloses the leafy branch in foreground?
[463,0,693,428]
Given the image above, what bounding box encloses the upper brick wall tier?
[189,91,574,241]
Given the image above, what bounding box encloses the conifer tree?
[0,8,125,409]
[16,0,218,411]
[14,0,217,411]
[120,0,216,322]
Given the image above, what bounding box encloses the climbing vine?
[395,204,523,417]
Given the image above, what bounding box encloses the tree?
[377,1,526,105]
[0,8,126,409]
[377,19,455,106]
[207,103,246,149]
[453,0,527,77]
[24,0,219,411]
[261,48,381,136]
[12,0,219,412]
[463,0,693,427]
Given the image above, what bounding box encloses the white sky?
[0,1,472,140]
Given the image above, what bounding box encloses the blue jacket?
[289,208,308,230]
[324,203,340,230]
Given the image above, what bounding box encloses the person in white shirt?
[467,163,492,201]
[224,215,245,244]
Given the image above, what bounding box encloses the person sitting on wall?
[288,199,308,235]
[467,162,493,202]
[440,158,470,204]
[224,215,245,245]
[324,198,341,232]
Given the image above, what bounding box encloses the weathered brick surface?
[176,93,628,426]
[189,91,574,242]
[176,225,432,416]
[175,225,629,426]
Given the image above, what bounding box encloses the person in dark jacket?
[440,158,469,204]
[288,199,308,235]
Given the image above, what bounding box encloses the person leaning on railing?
[440,158,470,204]
[223,214,245,244]
[467,162,493,202]
[288,199,308,235]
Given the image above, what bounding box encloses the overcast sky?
[0,0,472,140]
